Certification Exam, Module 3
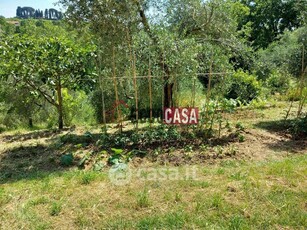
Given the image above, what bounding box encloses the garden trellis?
[97,51,232,133]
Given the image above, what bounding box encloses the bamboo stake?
[207,61,212,101]
[126,28,139,131]
[148,57,153,127]
[174,71,178,107]
[112,46,122,133]
[161,51,165,123]
[297,44,305,117]
[205,60,213,131]
[133,51,139,131]
[98,51,107,133]
[192,77,196,107]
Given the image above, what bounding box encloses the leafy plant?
[266,72,292,94]
[225,70,261,104]
[61,153,74,166]
[238,134,246,143]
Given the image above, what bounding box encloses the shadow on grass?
[2,128,69,143]
[254,119,307,153]
[255,120,291,133]
[0,144,72,184]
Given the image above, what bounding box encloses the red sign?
[164,107,199,125]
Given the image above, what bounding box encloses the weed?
[199,144,208,151]
[230,171,248,181]
[175,192,182,202]
[184,145,193,152]
[214,145,224,155]
[229,215,247,230]
[28,197,49,206]
[136,190,151,208]
[0,188,11,206]
[216,167,225,175]
[49,202,62,216]
[79,172,97,185]
[235,122,245,131]
[210,194,223,209]
[75,214,91,228]
[238,134,245,142]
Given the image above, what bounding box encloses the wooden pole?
[192,77,196,107]
[174,71,178,107]
[207,61,212,101]
[297,44,305,117]
[133,51,139,131]
[161,51,165,123]
[148,57,153,127]
[112,46,122,133]
[126,28,139,130]
[204,60,213,131]
[98,51,107,133]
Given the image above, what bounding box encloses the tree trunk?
[164,82,174,108]
[56,77,64,130]
[136,2,173,108]
[28,117,33,128]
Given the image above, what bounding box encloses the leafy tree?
[0,34,95,129]
[59,0,249,108]
[239,0,306,49]
[255,26,307,79]
[0,17,16,35]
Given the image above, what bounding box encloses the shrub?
[290,115,307,137]
[0,124,6,133]
[62,89,95,126]
[286,87,307,101]
[225,70,261,104]
[266,72,291,94]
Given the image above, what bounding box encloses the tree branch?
[25,79,58,107]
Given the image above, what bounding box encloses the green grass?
[0,154,306,229]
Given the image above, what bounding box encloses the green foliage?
[200,98,238,137]
[79,172,97,185]
[98,126,183,149]
[60,153,74,166]
[286,87,307,101]
[49,202,62,216]
[62,89,95,126]
[136,189,151,208]
[239,0,305,49]
[266,72,292,94]
[0,124,6,133]
[238,134,246,143]
[225,71,261,103]
[289,115,307,137]
[255,26,307,79]
[0,20,96,129]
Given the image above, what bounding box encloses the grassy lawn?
[0,102,306,229]
[0,154,306,229]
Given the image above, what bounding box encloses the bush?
[0,124,6,133]
[62,89,95,126]
[286,87,307,101]
[290,115,307,137]
[225,70,261,104]
[266,72,292,94]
